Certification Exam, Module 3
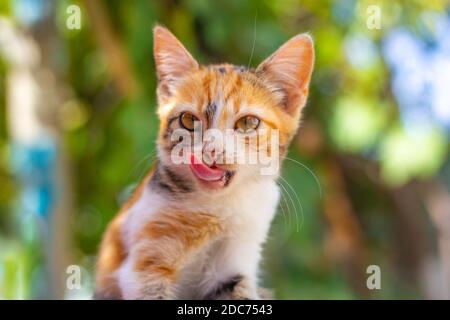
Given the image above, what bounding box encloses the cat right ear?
[153,26,199,102]
[256,34,314,117]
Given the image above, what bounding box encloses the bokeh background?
[0,0,450,299]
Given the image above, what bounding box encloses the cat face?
[153,26,314,192]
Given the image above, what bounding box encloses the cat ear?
[256,34,314,116]
[153,26,199,101]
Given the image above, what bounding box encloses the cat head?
[153,26,314,193]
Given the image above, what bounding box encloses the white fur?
[116,183,168,299]
[121,185,165,248]
[117,252,141,300]
[179,177,279,299]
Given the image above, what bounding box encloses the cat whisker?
[247,12,258,69]
[276,179,298,232]
[280,188,290,230]
[244,170,290,230]
[127,150,158,181]
[275,181,290,230]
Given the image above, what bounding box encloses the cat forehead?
[208,64,251,74]
[173,64,276,109]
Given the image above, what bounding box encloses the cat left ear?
[256,34,314,117]
[153,26,199,101]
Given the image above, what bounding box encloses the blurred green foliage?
[1,0,450,299]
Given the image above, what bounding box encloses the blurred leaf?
[379,126,447,185]
[330,96,387,153]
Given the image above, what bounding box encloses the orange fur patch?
[95,168,154,297]
[95,212,127,298]
[132,211,222,280]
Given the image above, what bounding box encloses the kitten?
[94,26,314,300]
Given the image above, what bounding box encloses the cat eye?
[179,112,198,131]
[235,115,260,133]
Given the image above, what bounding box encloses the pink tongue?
[189,154,224,181]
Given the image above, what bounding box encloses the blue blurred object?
[12,139,57,220]
[383,12,450,131]
[13,0,51,26]
[344,33,378,70]
[9,137,57,298]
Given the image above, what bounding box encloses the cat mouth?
[189,154,234,189]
